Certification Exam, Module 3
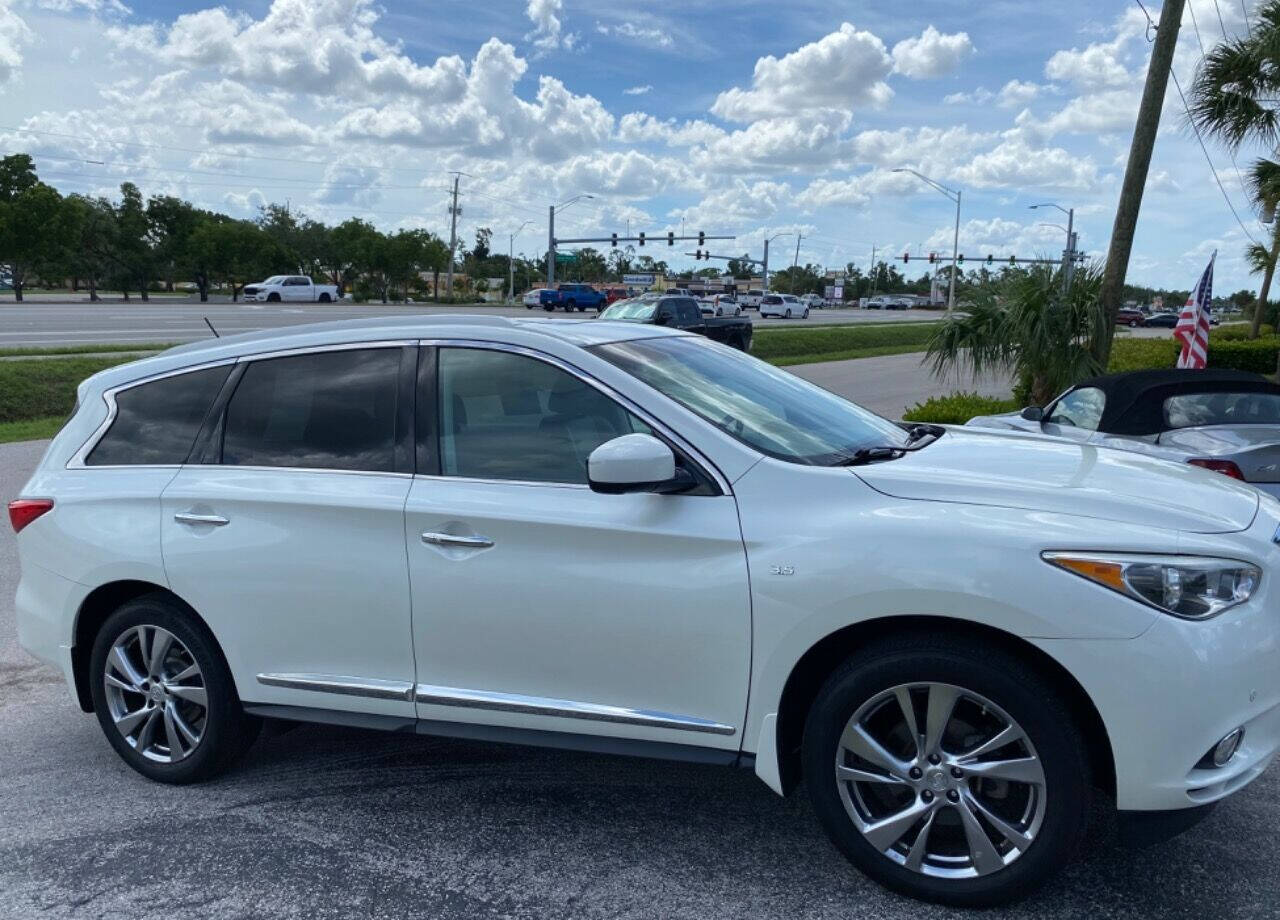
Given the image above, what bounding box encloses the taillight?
[8,499,54,533]
[1188,459,1245,480]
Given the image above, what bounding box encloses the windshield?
[262,275,284,284]
[592,336,911,464]
[599,300,657,321]
[1164,392,1280,428]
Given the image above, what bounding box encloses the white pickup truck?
[242,275,341,303]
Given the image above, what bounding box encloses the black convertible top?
[1068,368,1280,435]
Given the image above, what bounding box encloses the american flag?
[1174,254,1215,370]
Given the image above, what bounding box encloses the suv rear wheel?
[89,594,260,784]
[802,635,1088,906]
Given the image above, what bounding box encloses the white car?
[801,293,827,310]
[11,316,1280,906]
[738,291,764,309]
[760,293,808,319]
[522,288,550,308]
[698,295,742,317]
[242,275,340,303]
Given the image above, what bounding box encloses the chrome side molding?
[256,673,415,702]
[255,673,736,736]
[413,684,737,736]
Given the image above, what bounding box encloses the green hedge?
[1212,323,1274,340]
[752,322,936,364]
[902,391,1019,425]
[1108,335,1280,375]
[0,357,127,423]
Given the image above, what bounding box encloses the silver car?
[966,369,1280,499]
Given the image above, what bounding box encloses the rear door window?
[220,348,404,472]
[87,365,231,466]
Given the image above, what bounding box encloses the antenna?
[203,317,220,338]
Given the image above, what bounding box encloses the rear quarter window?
[87,365,231,466]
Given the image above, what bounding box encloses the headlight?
[1041,552,1260,620]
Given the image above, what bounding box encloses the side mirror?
[1020,406,1045,422]
[588,434,691,494]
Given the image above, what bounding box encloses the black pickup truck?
[597,294,754,351]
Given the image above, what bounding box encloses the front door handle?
[421,531,493,549]
[174,512,229,526]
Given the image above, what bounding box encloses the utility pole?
[445,173,461,299]
[762,238,771,292]
[791,234,802,293]
[869,245,878,299]
[948,188,961,313]
[547,205,556,287]
[1097,0,1185,365]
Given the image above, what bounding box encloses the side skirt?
[242,702,756,769]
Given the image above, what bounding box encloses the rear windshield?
[1164,392,1280,428]
[599,300,657,321]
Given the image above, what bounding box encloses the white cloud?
[891,26,974,79]
[671,180,792,221]
[616,112,726,147]
[314,159,380,207]
[595,20,672,48]
[622,84,651,95]
[693,113,854,173]
[0,2,33,88]
[32,0,129,12]
[997,79,1039,108]
[943,87,993,105]
[952,139,1099,190]
[710,23,893,122]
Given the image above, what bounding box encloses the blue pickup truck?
[539,283,606,312]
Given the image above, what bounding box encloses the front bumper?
[1038,598,1280,811]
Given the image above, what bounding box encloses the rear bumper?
[15,560,85,701]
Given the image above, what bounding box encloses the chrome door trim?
[413,683,737,736]
[173,512,229,526]
[418,337,732,496]
[421,532,494,548]
[257,673,416,702]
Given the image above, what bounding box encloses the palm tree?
[926,262,1106,406]
[1189,3,1280,338]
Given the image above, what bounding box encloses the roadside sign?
[555,252,577,264]
[622,273,654,285]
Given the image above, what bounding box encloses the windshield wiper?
[831,425,944,466]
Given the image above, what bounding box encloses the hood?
[854,428,1258,534]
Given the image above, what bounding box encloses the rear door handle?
[174,512,229,526]
[421,532,493,548]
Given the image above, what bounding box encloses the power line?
[1211,0,1231,39]
[1242,0,1253,36]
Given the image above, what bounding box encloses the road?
[3,439,1279,919]
[0,300,938,347]
[792,353,1011,418]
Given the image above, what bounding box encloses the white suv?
[760,293,808,319]
[11,316,1280,906]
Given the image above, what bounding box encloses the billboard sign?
[622,273,655,286]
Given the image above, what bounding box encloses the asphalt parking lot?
[2,439,1278,919]
[0,300,939,347]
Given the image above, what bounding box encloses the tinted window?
[87,365,231,466]
[436,348,650,484]
[1164,392,1280,428]
[677,300,701,325]
[1046,387,1105,430]
[222,348,402,472]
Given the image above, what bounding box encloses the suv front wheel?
[89,594,260,784]
[802,635,1089,906]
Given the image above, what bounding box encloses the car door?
[404,343,752,751]
[282,276,308,302]
[160,343,419,719]
[1040,386,1107,444]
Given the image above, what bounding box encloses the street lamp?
[762,231,793,292]
[547,194,596,286]
[508,220,532,303]
[893,168,961,313]
[1029,202,1076,289]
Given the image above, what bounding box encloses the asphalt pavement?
[2,438,1279,919]
[0,300,940,347]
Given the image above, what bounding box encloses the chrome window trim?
[257,673,415,702]
[420,337,732,495]
[413,684,737,736]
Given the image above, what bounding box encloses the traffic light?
[698,231,705,246]
[903,252,910,263]
[638,232,645,247]
[928,253,937,264]
[958,254,965,264]
[986,254,993,264]
[611,233,617,248]
[1009,256,1017,265]
[667,231,675,246]
[695,249,702,261]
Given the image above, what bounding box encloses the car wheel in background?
[318,293,331,303]
[1129,320,1138,328]
[267,293,280,302]
[802,633,1089,907]
[734,307,742,317]
[543,304,555,312]
[89,594,261,784]
[803,309,810,319]
[785,308,792,318]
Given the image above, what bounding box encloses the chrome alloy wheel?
[835,682,1046,879]
[103,625,208,763]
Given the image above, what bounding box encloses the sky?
[0,0,1271,292]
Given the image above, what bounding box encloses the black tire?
[89,594,260,784]
[802,634,1089,907]
[1128,319,1138,328]
[266,292,280,302]
[318,293,331,303]
[803,309,810,319]
[543,304,555,312]
[784,308,792,318]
